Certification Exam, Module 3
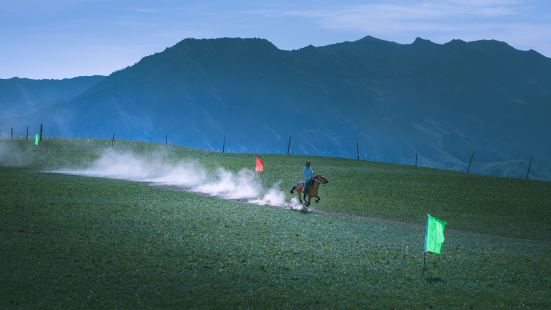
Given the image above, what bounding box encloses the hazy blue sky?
[2,0,550,79]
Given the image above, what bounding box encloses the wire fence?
[1,125,548,182]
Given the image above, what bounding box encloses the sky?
[1,0,551,79]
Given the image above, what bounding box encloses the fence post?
[112,133,115,146]
[525,157,533,180]
[39,123,43,141]
[467,152,475,175]
[287,136,292,155]
[356,142,360,160]
[165,135,168,146]
[222,136,225,153]
[26,126,29,141]
[10,128,13,140]
[415,152,419,167]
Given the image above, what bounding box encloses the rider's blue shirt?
[304,166,313,182]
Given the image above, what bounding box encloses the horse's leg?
[302,194,308,207]
[315,196,320,203]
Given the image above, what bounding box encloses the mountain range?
[0,76,104,118]
[1,36,550,180]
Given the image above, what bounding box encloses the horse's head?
[314,175,329,184]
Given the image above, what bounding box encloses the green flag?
[424,214,447,254]
[34,134,40,145]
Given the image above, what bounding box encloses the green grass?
[1,139,550,308]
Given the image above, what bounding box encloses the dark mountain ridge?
[3,36,551,180]
[0,75,105,118]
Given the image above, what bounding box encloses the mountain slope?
[7,36,551,179]
[0,75,105,118]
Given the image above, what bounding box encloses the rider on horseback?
[290,160,328,209]
[303,160,313,201]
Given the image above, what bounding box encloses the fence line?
[0,126,547,181]
[287,136,291,155]
[525,157,533,180]
[467,152,475,175]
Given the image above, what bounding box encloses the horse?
[290,175,329,209]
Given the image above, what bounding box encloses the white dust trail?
[53,149,290,208]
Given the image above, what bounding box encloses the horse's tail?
[290,186,296,194]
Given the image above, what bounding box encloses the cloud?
[285,0,523,31]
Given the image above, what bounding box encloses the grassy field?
[1,139,550,308]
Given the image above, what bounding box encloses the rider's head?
[305,160,311,167]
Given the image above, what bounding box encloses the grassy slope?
[1,139,550,308]
[11,138,546,240]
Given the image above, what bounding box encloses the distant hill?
[3,36,551,180]
[0,76,104,118]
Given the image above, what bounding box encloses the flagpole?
[423,252,426,271]
[423,214,429,271]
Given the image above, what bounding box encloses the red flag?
[255,157,264,172]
